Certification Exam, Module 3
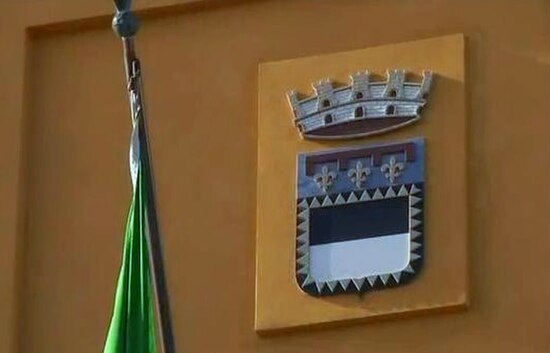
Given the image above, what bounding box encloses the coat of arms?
[288,69,433,296]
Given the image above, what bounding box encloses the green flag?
[107,5,175,351]
[103,161,158,353]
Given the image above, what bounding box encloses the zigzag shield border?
[295,184,424,296]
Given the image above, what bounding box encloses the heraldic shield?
[295,138,425,296]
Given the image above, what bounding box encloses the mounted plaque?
[255,34,467,333]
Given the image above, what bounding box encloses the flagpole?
[112,3,176,353]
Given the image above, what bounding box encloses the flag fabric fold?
[103,129,158,353]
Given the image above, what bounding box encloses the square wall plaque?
[256,34,467,333]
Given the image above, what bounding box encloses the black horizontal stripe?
[309,197,409,246]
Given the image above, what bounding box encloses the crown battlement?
[287,69,434,140]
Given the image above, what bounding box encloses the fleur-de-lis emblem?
[381,156,405,184]
[347,161,371,188]
[313,165,337,193]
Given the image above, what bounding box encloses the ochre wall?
[0,1,548,353]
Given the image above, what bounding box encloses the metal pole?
[112,4,176,353]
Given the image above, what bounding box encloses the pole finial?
[113,0,139,38]
[113,10,140,38]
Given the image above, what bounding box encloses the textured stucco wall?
[0,1,548,352]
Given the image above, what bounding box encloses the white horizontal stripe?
[309,233,410,282]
